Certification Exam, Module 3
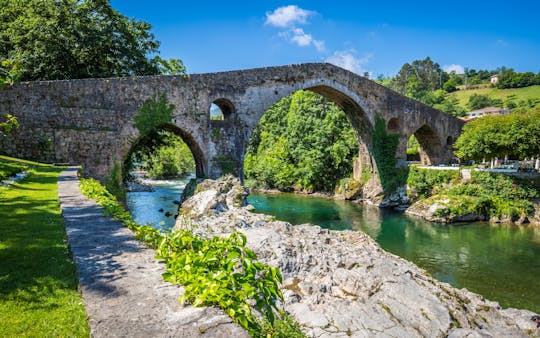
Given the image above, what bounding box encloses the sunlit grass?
[448,85,540,109]
[0,155,89,337]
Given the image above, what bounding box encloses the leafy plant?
[0,160,27,181]
[372,115,404,192]
[0,114,18,137]
[156,230,284,334]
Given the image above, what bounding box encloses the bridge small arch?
[124,123,206,178]
[387,118,400,133]
[210,98,235,121]
[412,124,442,166]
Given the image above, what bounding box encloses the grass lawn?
[0,156,89,337]
[448,85,540,109]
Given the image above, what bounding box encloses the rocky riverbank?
[175,176,540,337]
[405,195,540,226]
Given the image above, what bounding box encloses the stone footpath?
[57,168,247,338]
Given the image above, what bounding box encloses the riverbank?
[176,176,540,337]
[250,167,540,227]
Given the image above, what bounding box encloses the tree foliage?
[496,69,540,89]
[244,90,358,192]
[0,0,185,81]
[467,94,502,110]
[454,111,540,161]
[134,131,195,179]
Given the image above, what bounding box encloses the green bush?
[407,167,460,198]
[156,230,284,335]
[413,168,537,221]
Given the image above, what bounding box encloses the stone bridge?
[0,63,463,191]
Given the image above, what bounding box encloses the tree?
[467,94,502,110]
[0,0,184,81]
[390,57,447,100]
[454,111,540,161]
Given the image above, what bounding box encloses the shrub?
[407,167,460,198]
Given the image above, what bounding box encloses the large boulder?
[178,175,248,219]
[174,177,539,337]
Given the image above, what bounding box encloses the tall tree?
[391,57,448,100]
[0,0,184,80]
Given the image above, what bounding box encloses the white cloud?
[443,64,465,74]
[280,28,325,52]
[325,50,371,75]
[265,5,315,27]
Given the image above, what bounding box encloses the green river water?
[247,192,540,313]
[127,178,540,313]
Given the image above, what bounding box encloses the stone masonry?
[0,63,463,188]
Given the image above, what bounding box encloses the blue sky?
[111,1,540,77]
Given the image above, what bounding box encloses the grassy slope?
[0,156,89,337]
[448,85,540,109]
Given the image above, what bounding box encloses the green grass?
[0,155,90,337]
[0,159,28,181]
[448,85,540,109]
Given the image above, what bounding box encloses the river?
[127,178,540,313]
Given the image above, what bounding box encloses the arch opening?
[387,118,400,133]
[124,123,206,181]
[446,135,454,146]
[210,98,235,121]
[412,124,442,166]
[242,86,373,196]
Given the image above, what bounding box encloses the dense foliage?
[132,130,195,179]
[372,116,403,192]
[467,94,502,110]
[244,90,358,192]
[407,167,460,198]
[0,0,184,81]
[80,178,305,337]
[408,167,538,220]
[130,94,194,179]
[496,69,540,89]
[0,114,18,146]
[454,111,540,161]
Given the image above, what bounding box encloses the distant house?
[490,74,499,85]
[459,106,510,121]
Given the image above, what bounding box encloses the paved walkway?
[58,168,247,338]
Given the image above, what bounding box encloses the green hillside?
[448,85,540,110]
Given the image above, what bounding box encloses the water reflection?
[248,192,540,313]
